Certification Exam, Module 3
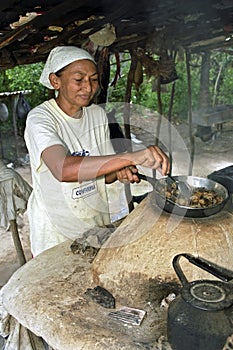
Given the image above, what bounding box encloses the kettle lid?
[181,279,233,311]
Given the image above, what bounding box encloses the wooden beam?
[0,0,99,50]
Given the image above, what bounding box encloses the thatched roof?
[0,0,232,70]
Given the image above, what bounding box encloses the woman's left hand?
[117,166,140,184]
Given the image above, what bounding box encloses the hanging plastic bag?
[16,93,31,119]
[0,102,9,121]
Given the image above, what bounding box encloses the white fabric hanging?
[0,161,32,228]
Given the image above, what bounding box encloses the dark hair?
[54,66,66,77]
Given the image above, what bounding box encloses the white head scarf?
[39,46,96,89]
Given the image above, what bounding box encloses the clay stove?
[1,191,233,349]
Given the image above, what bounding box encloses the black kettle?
[167,253,233,350]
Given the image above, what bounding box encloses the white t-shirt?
[24,99,115,256]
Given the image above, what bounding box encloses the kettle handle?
[173,253,233,287]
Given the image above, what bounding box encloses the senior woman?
[24,45,170,256]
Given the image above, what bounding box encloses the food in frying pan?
[158,181,224,208]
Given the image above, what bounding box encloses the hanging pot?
[0,102,9,121]
[16,92,31,119]
[167,253,233,350]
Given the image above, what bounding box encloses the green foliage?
[108,54,197,121]
[219,69,233,104]
[0,50,232,130]
[0,62,48,134]
[108,51,233,122]
[0,63,47,107]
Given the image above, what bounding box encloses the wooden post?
[9,219,27,266]
[11,95,20,162]
[124,50,137,144]
[167,81,176,172]
[167,51,177,172]
[10,219,42,349]
[156,75,163,145]
[151,75,163,178]
[123,50,138,213]
[185,50,195,175]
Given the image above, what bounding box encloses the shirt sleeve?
[24,107,65,172]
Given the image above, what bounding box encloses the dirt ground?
[0,117,233,288]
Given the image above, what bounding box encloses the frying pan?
[138,173,229,218]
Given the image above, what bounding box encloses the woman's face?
[49,59,99,114]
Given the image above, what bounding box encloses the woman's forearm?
[62,154,134,182]
[42,144,170,183]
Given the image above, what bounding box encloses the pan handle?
[137,173,157,187]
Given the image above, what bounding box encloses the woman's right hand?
[132,145,170,176]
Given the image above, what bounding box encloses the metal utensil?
[137,172,192,198]
[166,173,193,198]
[108,306,146,326]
